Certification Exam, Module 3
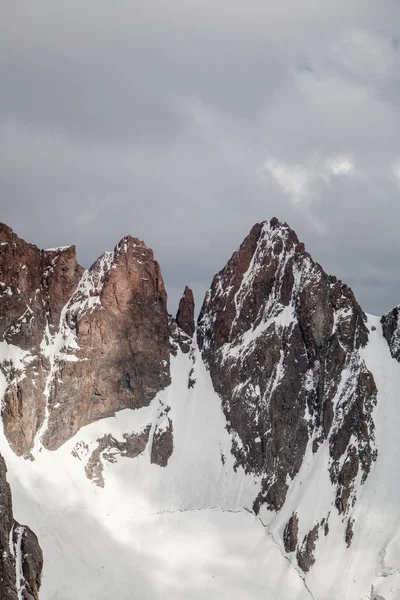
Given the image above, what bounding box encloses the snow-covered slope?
[1,219,400,600]
[1,319,400,599]
[0,347,313,600]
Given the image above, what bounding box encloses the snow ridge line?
[58,505,254,520]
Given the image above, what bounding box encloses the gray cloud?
[1,0,400,315]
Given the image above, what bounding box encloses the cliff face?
[0,225,171,455]
[0,453,42,600]
[381,306,400,361]
[198,218,377,514]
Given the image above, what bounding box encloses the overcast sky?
[1,1,400,316]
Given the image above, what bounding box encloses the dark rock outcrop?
[345,518,355,547]
[72,400,174,485]
[0,225,171,455]
[0,453,43,600]
[296,524,319,572]
[198,218,377,513]
[151,418,174,467]
[83,428,151,487]
[381,306,400,361]
[283,513,299,553]
[176,286,195,337]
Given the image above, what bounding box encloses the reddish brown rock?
[0,224,83,348]
[198,218,377,513]
[0,225,171,455]
[0,224,84,455]
[0,224,44,348]
[176,286,195,337]
[42,236,170,451]
[2,373,47,456]
[41,247,85,328]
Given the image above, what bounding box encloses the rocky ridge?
[198,218,377,518]
[0,224,171,456]
[0,453,42,600]
[0,217,391,588]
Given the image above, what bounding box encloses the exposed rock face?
[169,316,193,355]
[0,225,171,455]
[169,287,195,356]
[0,224,84,454]
[176,286,195,337]
[283,513,299,553]
[71,397,174,486]
[296,524,319,573]
[0,453,43,600]
[151,418,174,467]
[41,236,170,451]
[84,428,151,487]
[345,518,355,547]
[381,306,400,361]
[197,218,377,513]
[0,453,17,600]
[0,223,84,347]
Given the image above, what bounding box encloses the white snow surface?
[0,347,309,600]
[44,246,72,252]
[1,317,400,599]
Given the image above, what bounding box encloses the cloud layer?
[1,0,400,314]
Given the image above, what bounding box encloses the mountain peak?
[1,218,400,599]
[0,224,170,455]
[0,222,14,243]
[176,286,195,337]
[257,217,306,255]
[115,234,148,253]
[198,217,374,513]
